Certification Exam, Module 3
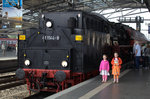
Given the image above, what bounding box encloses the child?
[99,54,110,82]
[111,52,122,83]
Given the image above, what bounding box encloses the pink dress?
[99,60,110,76]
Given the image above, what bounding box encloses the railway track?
[0,67,18,73]
[24,92,54,99]
[0,59,18,73]
[0,73,25,91]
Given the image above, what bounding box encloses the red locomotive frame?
[23,69,98,93]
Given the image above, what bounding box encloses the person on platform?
[134,41,141,70]
[1,42,6,56]
[16,42,18,55]
[145,43,150,69]
[111,52,122,83]
[141,43,148,69]
[99,54,110,83]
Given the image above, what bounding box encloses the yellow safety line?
[79,69,131,99]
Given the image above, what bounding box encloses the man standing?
[133,42,137,55]
[16,42,18,55]
[1,43,6,56]
[145,44,150,69]
[141,44,148,69]
[135,41,141,70]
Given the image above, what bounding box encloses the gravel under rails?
[0,84,36,99]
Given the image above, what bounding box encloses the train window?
[104,25,106,32]
[103,35,106,45]
[92,32,96,47]
[96,22,98,31]
[67,17,76,28]
[99,21,102,32]
[105,34,108,45]
[99,34,102,48]
[97,35,99,50]
[86,18,89,29]
[101,34,104,46]
[98,22,100,31]
[106,34,111,45]
[87,31,90,46]
[94,20,96,30]
[95,33,97,48]
[98,34,101,50]
[95,21,97,31]
[101,22,103,32]
[90,31,93,46]
[93,21,95,30]
[104,25,108,33]
[91,20,94,29]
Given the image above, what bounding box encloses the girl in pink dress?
[99,54,110,82]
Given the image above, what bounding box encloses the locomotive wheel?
[54,71,66,82]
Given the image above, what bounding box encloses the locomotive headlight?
[24,59,30,66]
[61,61,68,67]
[46,21,52,28]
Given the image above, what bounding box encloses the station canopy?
[0,0,149,24]
[22,0,150,22]
[0,0,150,34]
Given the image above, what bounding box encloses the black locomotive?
[16,11,143,92]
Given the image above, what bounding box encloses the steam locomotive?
[16,11,147,92]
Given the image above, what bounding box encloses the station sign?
[118,16,144,23]
[148,24,150,34]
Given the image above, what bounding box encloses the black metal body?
[18,11,131,74]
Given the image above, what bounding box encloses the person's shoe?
[102,80,104,83]
[116,81,119,83]
[116,79,119,83]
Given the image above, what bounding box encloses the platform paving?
[45,69,150,99]
[91,69,150,99]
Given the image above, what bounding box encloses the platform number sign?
[148,24,150,34]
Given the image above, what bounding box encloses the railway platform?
[45,69,150,99]
[0,57,17,61]
[0,56,17,73]
[0,50,17,60]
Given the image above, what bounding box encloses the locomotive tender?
[16,11,132,92]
